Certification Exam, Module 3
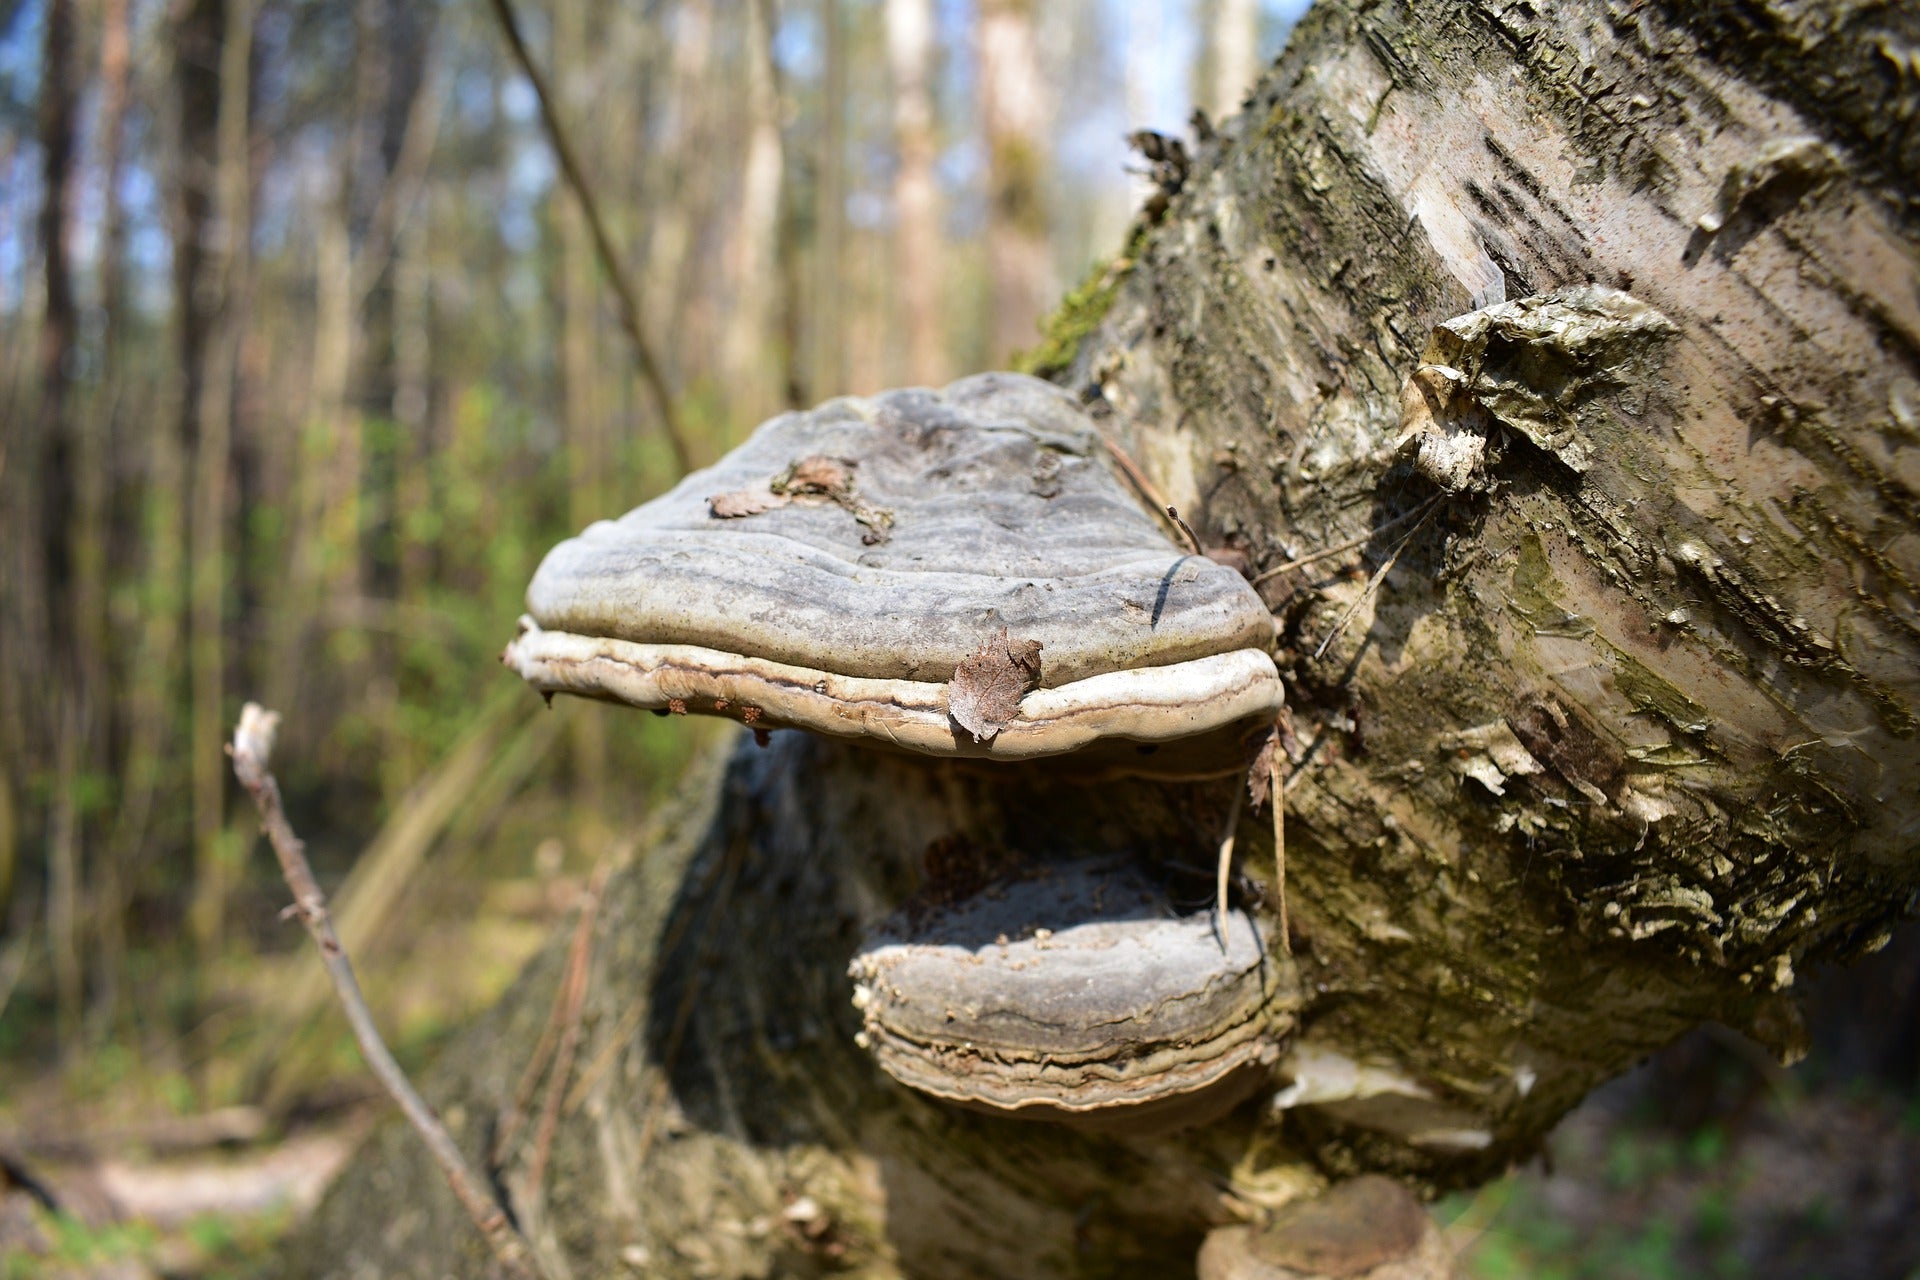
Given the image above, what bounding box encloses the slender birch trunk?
[1202,0,1259,122]
[809,0,848,398]
[979,0,1051,363]
[885,0,943,387]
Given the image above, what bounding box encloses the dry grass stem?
[1252,494,1444,587]
[1166,505,1204,556]
[525,858,610,1203]
[1311,501,1442,661]
[1214,784,1243,949]
[1272,749,1289,954]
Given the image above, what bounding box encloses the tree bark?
[288,2,1920,1276]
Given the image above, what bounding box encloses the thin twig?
[1251,493,1445,586]
[1272,748,1288,954]
[525,858,609,1203]
[563,990,644,1117]
[635,839,746,1166]
[1213,784,1242,950]
[492,944,574,1169]
[1311,500,1442,661]
[229,704,547,1280]
[491,859,603,1171]
[487,0,694,476]
[1099,434,1191,547]
[1166,505,1204,556]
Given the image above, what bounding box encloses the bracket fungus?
[850,859,1285,1132]
[505,372,1293,1132]
[503,372,1283,774]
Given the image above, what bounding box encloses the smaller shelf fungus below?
[851,859,1286,1132]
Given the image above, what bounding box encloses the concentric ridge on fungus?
[502,373,1283,769]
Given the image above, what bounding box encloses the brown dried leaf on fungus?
[771,454,895,544]
[947,628,1044,742]
[773,454,857,498]
[708,488,790,519]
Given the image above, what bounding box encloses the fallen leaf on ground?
[947,628,1044,742]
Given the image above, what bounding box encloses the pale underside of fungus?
[503,372,1283,773]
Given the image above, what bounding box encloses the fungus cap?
[849,859,1285,1131]
[504,373,1282,771]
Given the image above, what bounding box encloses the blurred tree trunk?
[720,0,788,422]
[885,0,943,387]
[809,0,848,397]
[645,0,714,392]
[289,1,1920,1276]
[36,0,84,1057]
[1198,0,1259,122]
[979,0,1050,364]
[183,0,253,969]
[88,0,134,1039]
[554,0,608,823]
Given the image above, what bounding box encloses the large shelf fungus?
[503,372,1283,774]
[505,371,1294,1138]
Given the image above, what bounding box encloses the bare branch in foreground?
[229,703,548,1280]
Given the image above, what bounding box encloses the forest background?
[0,0,1913,1276]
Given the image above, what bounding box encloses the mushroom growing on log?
[505,372,1284,773]
[291,1,1920,1276]
[506,372,1294,1132]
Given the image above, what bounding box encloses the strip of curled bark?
[228,703,549,1280]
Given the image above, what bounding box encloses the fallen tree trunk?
[289,0,1920,1275]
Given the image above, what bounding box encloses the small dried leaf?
[709,488,789,519]
[774,454,856,498]
[1247,728,1277,809]
[946,628,1044,743]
